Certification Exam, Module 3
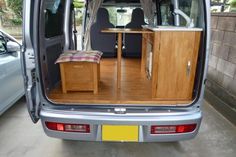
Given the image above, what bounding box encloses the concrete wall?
[209,13,236,93]
[206,13,236,125]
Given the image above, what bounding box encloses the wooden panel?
[141,34,147,74]
[141,33,154,44]
[93,63,98,94]
[151,32,161,98]
[60,62,99,93]
[147,33,154,43]
[59,63,66,93]
[153,31,201,100]
[117,33,122,89]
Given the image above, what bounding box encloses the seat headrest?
[130,8,145,24]
[96,8,110,24]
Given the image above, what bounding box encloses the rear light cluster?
[151,124,197,134]
[45,122,90,133]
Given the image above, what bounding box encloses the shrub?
[10,18,22,26]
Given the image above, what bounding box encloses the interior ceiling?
[102,0,157,4]
[103,0,141,3]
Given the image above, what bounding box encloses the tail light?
[151,124,197,134]
[45,122,90,133]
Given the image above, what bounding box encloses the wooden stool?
[59,61,100,94]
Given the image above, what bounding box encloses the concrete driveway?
[0,98,235,157]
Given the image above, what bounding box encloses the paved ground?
[0,98,235,157]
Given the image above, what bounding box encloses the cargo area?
[39,0,205,106]
[48,58,192,105]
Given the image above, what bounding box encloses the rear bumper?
[40,106,202,142]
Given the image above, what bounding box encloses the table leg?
[117,33,122,89]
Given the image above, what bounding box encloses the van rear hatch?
[36,0,207,107]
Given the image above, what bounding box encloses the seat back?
[123,8,146,58]
[90,8,116,57]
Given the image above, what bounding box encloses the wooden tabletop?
[101,28,153,34]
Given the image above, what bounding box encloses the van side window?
[0,37,7,54]
[44,0,65,38]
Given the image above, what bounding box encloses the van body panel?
[40,103,202,142]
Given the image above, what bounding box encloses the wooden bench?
[56,50,102,94]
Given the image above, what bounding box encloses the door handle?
[186,61,191,77]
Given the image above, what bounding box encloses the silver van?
[22,0,210,142]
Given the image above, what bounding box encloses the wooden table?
[101,28,153,89]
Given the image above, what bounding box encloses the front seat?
[123,8,147,58]
[90,8,116,57]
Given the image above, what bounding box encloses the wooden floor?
[48,58,191,105]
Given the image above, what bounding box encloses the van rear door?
[38,0,67,94]
[23,0,69,123]
[22,0,40,123]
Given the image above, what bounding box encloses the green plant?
[76,16,83,26]
[229,0,236,12]
[73,0,84,9]
[10,18,22,25]
[6,0,23,18]
[229,0,236,7]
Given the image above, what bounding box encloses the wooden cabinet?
[151,31,201,101]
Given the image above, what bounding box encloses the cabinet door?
[152,31,201,100]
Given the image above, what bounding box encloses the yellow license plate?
[102,125,139,142]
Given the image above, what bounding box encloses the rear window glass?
[44,0,65,38]
[106,7,147,27]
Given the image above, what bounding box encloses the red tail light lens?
[151,124,197,134]
[45,122,90,133]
